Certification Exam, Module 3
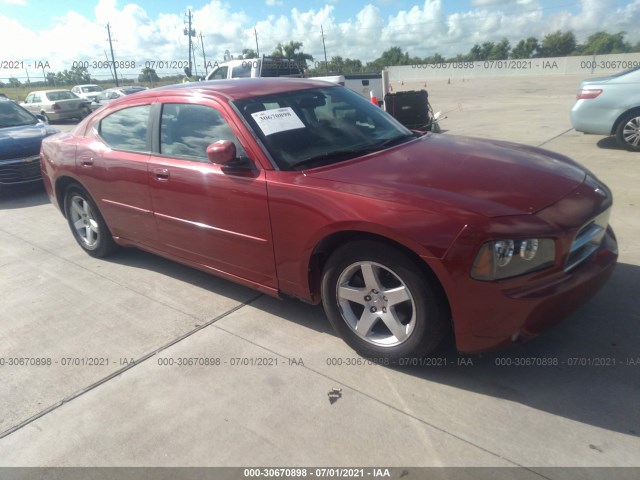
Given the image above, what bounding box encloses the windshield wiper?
[291,135,415,171]
[291,149,366,170]
[365,134,415,150]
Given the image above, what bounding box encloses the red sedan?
[40,78,617,360]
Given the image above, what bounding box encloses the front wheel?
[321,241,448,361]
[615,112,640,151]
[64,184,117,258]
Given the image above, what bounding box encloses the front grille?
[0,158,42,184]
[565,209,610,271]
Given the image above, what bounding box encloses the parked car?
[571,66,640,151]
[92,86,148,108]
[205,55,344,85]
[40,78,617,360]
[71,84,103,102]
[21,90,91,123]
[0,99,59,189]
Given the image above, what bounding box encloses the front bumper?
[0,156,42,186]
[450,226,617,353]
[430,174,618,354]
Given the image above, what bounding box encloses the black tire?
[615,112,640,151]
[321,240,448,361]
[64,184,117,258]
[41,112,52,124]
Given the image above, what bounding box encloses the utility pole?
[184,10,196,75]
[254,28,260,58]
[321,25,329,73]
[200,33,208,75]
[106,23,119,86]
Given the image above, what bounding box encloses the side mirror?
[206,140,236,165]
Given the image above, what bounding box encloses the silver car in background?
[21,89,91,123]
[570,67,640,151]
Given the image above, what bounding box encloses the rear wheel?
[321,241,448,361]
[615,112,640,151]
[64,184,117,258]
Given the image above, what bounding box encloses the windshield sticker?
[251,107,305,136]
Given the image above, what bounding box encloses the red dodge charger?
[40,78,617,360]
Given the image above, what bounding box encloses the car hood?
[0,122,59,160]
[307,134,587,218]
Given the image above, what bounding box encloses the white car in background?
[71,84,104,102]
[22,89,91,123]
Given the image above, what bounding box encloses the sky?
[1,0,640,82]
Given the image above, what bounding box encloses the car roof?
[137,78,338,102]
[28,89,72,94]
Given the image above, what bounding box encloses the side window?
[25,95,33,104]
[231,63,251,78]
[210,66,228,80]
[33,95,42,103]
[160,103,248,162]
[99,105,150,153]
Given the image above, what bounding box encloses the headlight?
[471,238,555,281]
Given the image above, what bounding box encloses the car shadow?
[0,182,50,208]
[99,247,263,306]
[596,136,636,152]
[258,262,640,437]
[78,244,639,436]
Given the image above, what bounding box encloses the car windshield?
[82,86,102,92]
[0,100,38,128]
[234,86,414,170]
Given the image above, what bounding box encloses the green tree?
[540,31,577,57]
[581,31,631,55]
[366,46,412,71]
[466,42,495,61]
[511,37,540,58]
[272,41,313,67]
[46,72,57,86]
[489,38,511,60]
[242,48,258,59]
[53,66,91,85]
[8,77,22,87]
[138,67,160,83]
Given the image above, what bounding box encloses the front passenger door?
[148,101,277,288]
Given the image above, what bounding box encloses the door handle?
[153,168,170,181]
[79,157,94,167]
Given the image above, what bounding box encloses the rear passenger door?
[78,101,158,245]
[147,100,277,288]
